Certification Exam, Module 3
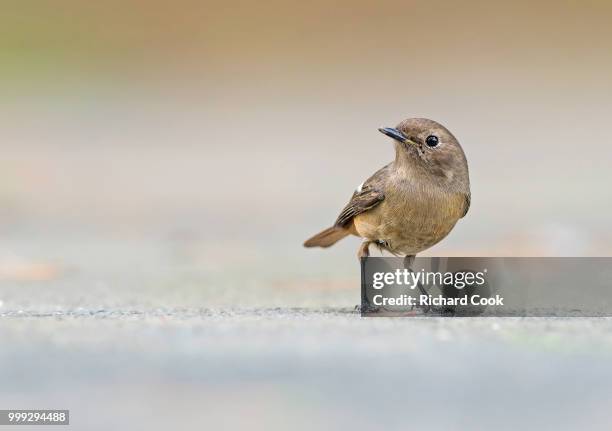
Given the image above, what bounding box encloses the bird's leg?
[357,240,373,260]
[355,240,378,314]
[403,254,431,313]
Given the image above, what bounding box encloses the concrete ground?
[1,235,612,430]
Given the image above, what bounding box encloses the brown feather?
[303,226,349,248]
[334,165,389,227]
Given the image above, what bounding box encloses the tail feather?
[304,226,349,248]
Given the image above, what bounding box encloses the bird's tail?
[303,226,349,248]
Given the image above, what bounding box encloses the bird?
[304,118,470,260]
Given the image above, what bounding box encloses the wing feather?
[334,165,388,227]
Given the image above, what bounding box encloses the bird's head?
[379,118,469,191]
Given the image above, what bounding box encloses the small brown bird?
[304,118,470,259]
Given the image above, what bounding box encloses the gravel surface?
[1,236,612,430]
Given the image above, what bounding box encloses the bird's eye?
[425,135,439,147]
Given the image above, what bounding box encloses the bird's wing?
[334,165,388,227]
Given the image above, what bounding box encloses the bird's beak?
[378,127,416,146]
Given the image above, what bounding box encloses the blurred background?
[2,0,612,260]
[2,1,612,430]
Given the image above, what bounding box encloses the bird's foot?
[354,303,381,314]
[414,282,432,314]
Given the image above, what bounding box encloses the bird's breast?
[353,182,465,255]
